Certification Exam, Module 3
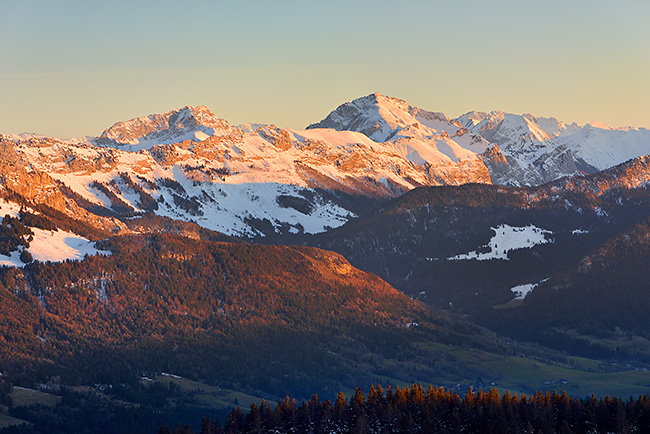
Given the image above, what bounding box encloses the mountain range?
[3,93,649,240]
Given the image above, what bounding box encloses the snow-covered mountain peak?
[306,93,406,142]
[456,111,507,128]
[454,110,650,184]
[456,111,554,153]
[532,116,582,138]
[307,92,469,143]
[94,105,232,151]
[587,121,614,131]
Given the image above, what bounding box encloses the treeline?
[167,384,650,434]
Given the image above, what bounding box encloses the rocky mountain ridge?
[456,110,650,185]
[93,105,233,150]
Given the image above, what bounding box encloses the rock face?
[308,93,416,142]
[0,138,66,211]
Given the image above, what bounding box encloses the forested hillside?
[0,233,458,396]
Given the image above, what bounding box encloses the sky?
[1,0,649,138]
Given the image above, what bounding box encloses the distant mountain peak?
[587,121,613,130]
[307,93,464,143]
[94,105,231,150]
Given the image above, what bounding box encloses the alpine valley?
[1,93,650,433]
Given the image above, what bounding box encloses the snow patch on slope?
[0,228,109,268]
[510,278,549,300]
[448,224,553,261]
[30,229,108,262]
[0,198,109,267]
[155,179,352,237]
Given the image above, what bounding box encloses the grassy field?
[416,341,650,398]
[0,388,61,429]
[0,411,30,429]
[153,374,262,410]
[9,387,61,407]
[556,327,650,360]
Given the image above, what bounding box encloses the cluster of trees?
[90,181,134,215]
[0,214,32,257]
[121,214,237,243]
[0,376,12,407]
[118,172,159,212]
[164,384,650,434]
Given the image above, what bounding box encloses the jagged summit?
[455,111,587,146]
[454,110,650,179]
[307,92,464,143]
[94,105,232,150]
[305,93,493,168]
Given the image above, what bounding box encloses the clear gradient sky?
[1,0,649,138]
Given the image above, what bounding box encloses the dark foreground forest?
[158,384,650,434]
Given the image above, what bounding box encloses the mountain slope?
[4,229,650,434]
[480,214,650,362]
[2,99,495,238]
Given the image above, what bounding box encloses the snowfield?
[448,224,553,261]
[510,278,549,300]
[28,229,109,263]
[0,201,109,267]
[0,198,24,219]
[0,228,109,268]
